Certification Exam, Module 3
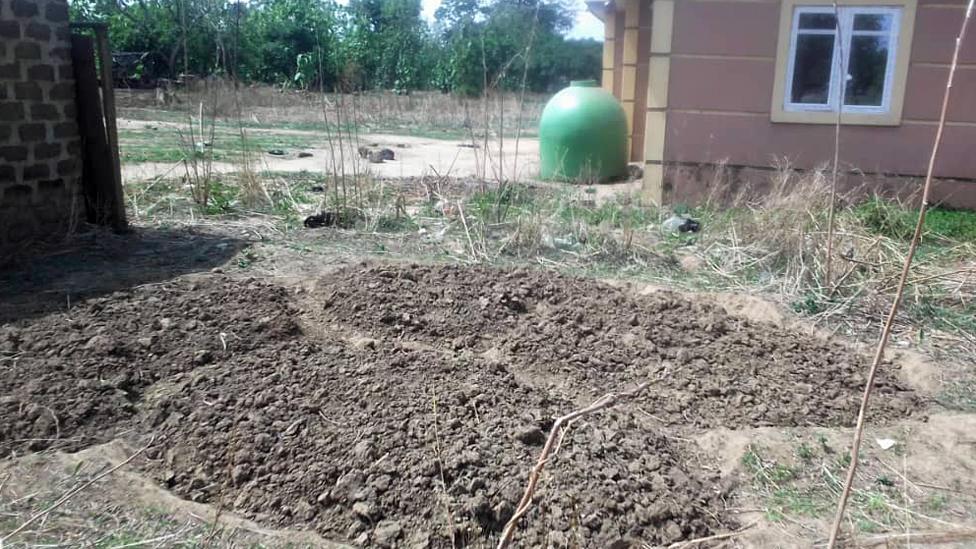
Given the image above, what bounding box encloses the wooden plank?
[94,27,127,230]
[70,34,114,226]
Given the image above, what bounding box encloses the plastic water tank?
[539,79,628,182]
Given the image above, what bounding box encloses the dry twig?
[826,3,975,547]
[496,382,651,549]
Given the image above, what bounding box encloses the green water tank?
[539,80,628,182]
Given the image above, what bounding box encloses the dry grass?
[740,434,976,541]
[118,81,976,367]
[117,80,547,138]
[685,163,976,357]
[0,443,336,548]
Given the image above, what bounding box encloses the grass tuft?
[855,197,976,242]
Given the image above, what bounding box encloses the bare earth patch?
[1,262,946,547]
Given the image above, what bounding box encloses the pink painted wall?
[663,0,976,206]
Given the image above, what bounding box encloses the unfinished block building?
[0,0,84,249]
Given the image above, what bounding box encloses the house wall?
[0,0,83,251]
[658,0,976,208]
[599,0,651,163]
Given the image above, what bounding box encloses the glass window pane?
[845,35,890,106]
[791,34,835,104]
[853,13,893,31]
[799,13,837,30]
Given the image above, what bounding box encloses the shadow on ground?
[0,225,246,323]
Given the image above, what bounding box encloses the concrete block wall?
[0,0,83,250]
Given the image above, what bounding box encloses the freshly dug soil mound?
[0,263,921,547]
[142,340,729,547]
[314,264,919,428]
[0,277,299,456]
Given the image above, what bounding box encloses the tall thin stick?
[511,3,541,184]
[496,382,650,549]
[824,2,846,290]
[826,3,974,547]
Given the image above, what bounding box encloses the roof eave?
[586,1,611,22]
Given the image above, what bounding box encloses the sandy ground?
[121,128,542,182]
[118,118,646,203]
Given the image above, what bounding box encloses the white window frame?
[784,6,902,115]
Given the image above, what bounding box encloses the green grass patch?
[464,185,658,230]
[854,197,976,242]
[466,185,539,222]
[119,126,321,165]
[742,441,913,532]
[118,107,537,142]
[557,200,656,229]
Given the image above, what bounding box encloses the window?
[771,0,916,126]
[786,7,901,113]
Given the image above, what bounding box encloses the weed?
[816,434,833,454]
[201,180,236,215]
[742,447,763,473]
[769,487,827,518]
[237,247,259,269]
[792,292,825,315]
[875,475,895,488]
[739,439,940,535]
[854,197,920,241]
[557,200,655,230]
[467,185,536,223]
[769,464,798,483]
[925,493,950,512]
[374,213,418,233]
[796,442,815,462]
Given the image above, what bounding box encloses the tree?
[239,0,341,87]
[67,0,600,93]
[433,0,590,95]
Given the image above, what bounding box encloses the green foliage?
[69,0,600,94]
[557,201,654,229]
[854,197,976,242]
[791,292,825,315]
[203,180,236,214]
[796,443,815,462]
[435,0,599,95]
[925,208,976,241]
[743,442,911,532]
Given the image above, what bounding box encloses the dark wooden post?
[93,26,125,229]
[69,22,127,230]
[71,34,112,226]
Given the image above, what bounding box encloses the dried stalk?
[511,2,542,183]
[457,200,479,260]
[496,382,651,549]
[826,3,975,547]
[1,436,155,544]
[824,1,846,290]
